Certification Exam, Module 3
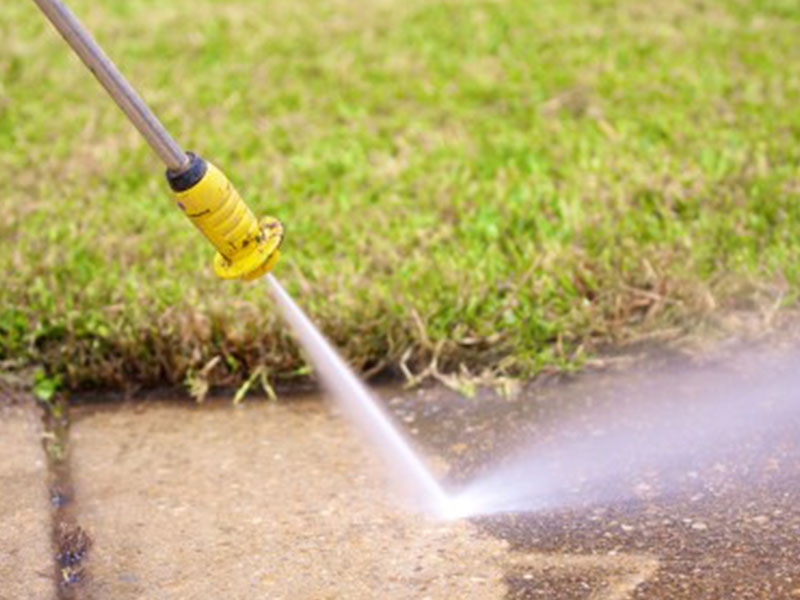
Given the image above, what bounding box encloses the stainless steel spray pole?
[30,0,190,173]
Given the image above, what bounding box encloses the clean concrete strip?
[70,400,507,599]
[0,403,55,600]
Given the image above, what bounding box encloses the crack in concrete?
[39,395,93,600]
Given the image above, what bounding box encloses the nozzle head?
[168,155,283,281]
[213,216,284,281]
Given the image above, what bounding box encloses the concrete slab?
[69,348,800,598]
[0,403,54,600]
[70,400,508,599]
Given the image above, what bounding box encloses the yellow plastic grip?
[171,158,283,281]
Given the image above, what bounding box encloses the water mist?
[449,349,800,519]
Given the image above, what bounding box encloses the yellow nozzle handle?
[167,154,283,281]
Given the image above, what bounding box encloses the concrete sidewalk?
[0,403,54,600]
[7,352,800,599]
[0,394,664,600]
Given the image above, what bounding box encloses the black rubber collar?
[166,152,207,192]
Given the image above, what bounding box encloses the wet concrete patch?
[399,351,800,598]
[503,552,657,600]
[69,399,508,599]
[0,403,55,600]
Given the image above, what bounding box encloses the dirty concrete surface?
[5,347,800,599]
[0,403,55,600]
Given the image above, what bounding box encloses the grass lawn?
[2,0,800,392]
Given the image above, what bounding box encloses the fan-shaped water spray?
[449,350,800,518]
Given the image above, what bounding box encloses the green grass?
[2,0,800,391]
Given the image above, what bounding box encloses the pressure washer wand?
[31,0,283,281]
[32,0,452,513]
